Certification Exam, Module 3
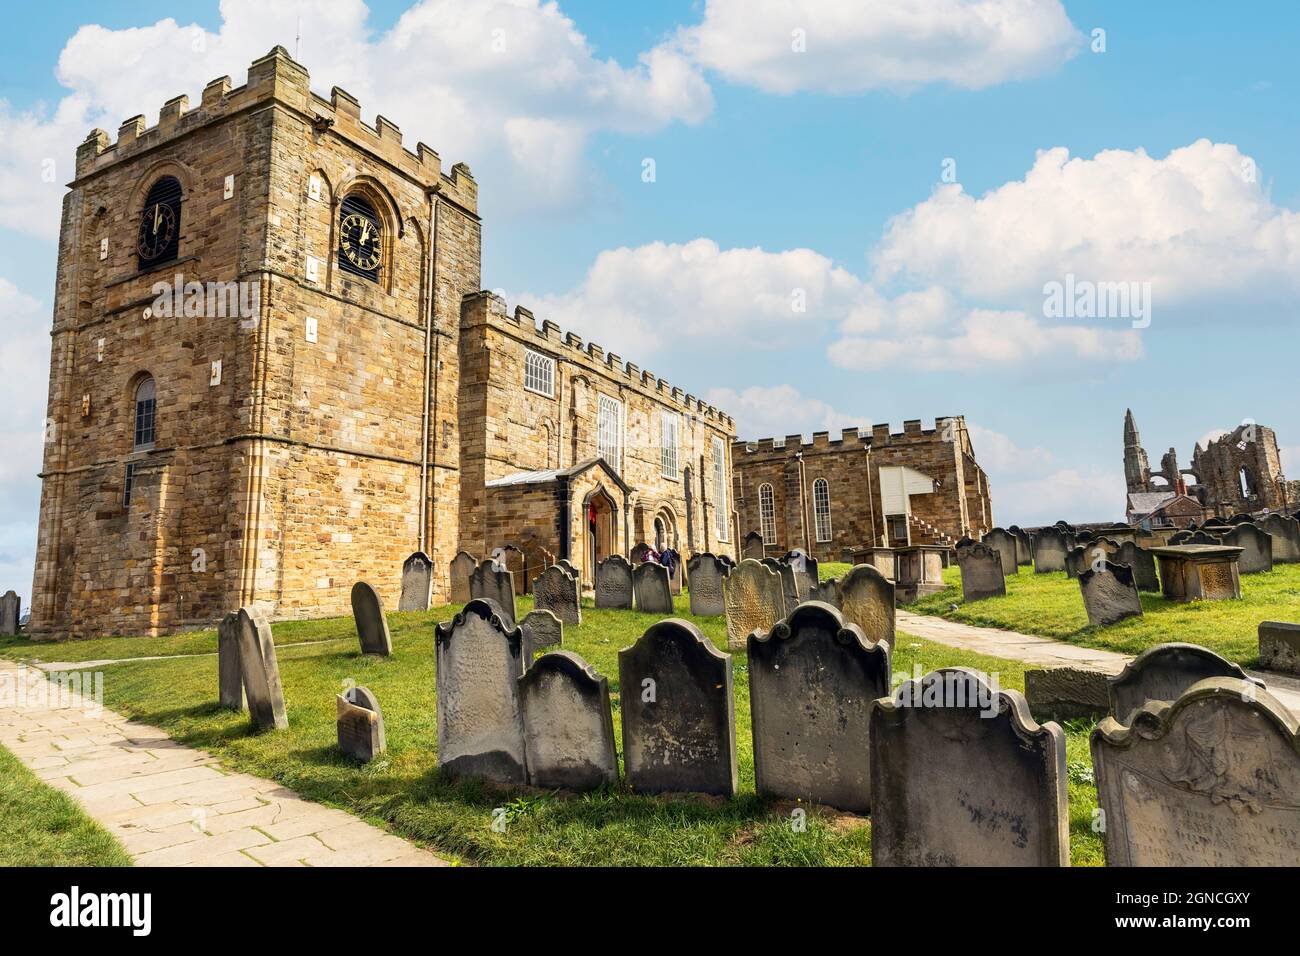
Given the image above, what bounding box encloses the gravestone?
[519,650,618,791]
[618,619,737,796]
[837,564,895,645]
[1066,538,1121,579]
[784,549,819,599]
[1023,666,1110,720]
[1114,541,1160,592]
[594,555,633,609]
[1078,561,1143,627]
[749,603,891,813]
[492,545,526,596]
[1170,529,1219,546]
[216,611,245,710]
[957,543,1006,602]
[1221,523,1272,574]
[762,557,800,611]
[630,543,652,565]
[556,558,579,580]
[742,531,764,560]
[1259,513,1300,563]
[519,539,555,594]
[982,529,1019,576]
[723,559,786,649]
[0,591,19,636]
[809,576,842,609]
[1033,527,1069,574]
[1107,642,1260,724]
[351,581,393,656]
[533,565,581,625]
[235,606,288,731]
[336,685,386,762]
[398,551,433,611]
[434,599,527,783]
[1259,621,1300,674]
[1008,526,1034,566]
[717,554,736,570]
[449,550,477,604]
[1228,512,1255,524]
[470,561,516,626]
[870,669,1069,866]
[686,553,727,616]
[633,561,673,614]
[1091,678,1300,866]
[520,608,563,664]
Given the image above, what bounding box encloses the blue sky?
[2,0,1298,597]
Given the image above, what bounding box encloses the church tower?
[1123,409,1152,494]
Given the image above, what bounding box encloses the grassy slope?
[912,562,1300,665]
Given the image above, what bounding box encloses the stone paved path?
[896,609,1300,715]
[0,659,449,867]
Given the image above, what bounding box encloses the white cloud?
[966,423,1054,475]
[1281,446,1300,477]
[705,384,866,442]
[993,467,1125,528]
[676,0,1081,95]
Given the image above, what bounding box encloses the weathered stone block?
[1023,666,1110,720]
[1258,620,1300,674]
[336,685,385,762]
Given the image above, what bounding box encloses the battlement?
[73,46,476,211]
[462,290,734,429]
[734,416,967,455]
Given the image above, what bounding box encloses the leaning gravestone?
[1259,513,1300,564]
[1033,527,1069,574]
[594,555,633,609]
[958,543,1006,602]
[837,564,895,645]
[1091,678,1300,866]
[982,529,1019,576]
[742,531,764,560]
[1259,621,1300,674]
[809,576,842,609]
[434,599,527,783]
[336,685,386,762]
[0,591,19,636]
[1066,538,1121,579]
[686,553,727,616]
[1115,541,1160,592]
[534,565,581,625]
[520,608,563,664]
[723,559,786,649]
[870,668,1069,866]
[216,611,245,710]
[618,619,737,796]
[470,561,516,626]
[633,561,673,614]
[519,650,618,791]
[749,603,891,814]
[351,581,393,656]
[1221,523,1273,574]
[449,550,477,604]
[1078,561,1143,627]
[1107,642,1260,724]
[398,551,433,611]
[235,606,288,730]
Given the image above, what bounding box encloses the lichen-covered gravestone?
[633,561,673,614]
[217,611,245,710]
[686,553,727,617]
[1091,678,1300,866]
[0,591,19,636]
[619,619,737,796]
[520,608,563,664]
[469,560,516,626]
[351,581,393,656]
[1221,523,1273,574]
[519,650,618,790]
[837,564,895,645]
[1023,666,1110,721]
[235,606,288,730]
[982,529,1019,576]
[958,543,1006,602]
[1259,513,1300,563]
[1114,541,1160,592]
[533,565,581,625]
[1107,642,1261,724]
[449,550,477,604]
[1078,561,1143,627]
[723,559,786,649]
[749,603,891,814]
[742,531,764,560]
[336,685,386,762]
[556,558,579,580]
[398,551,433,611]
[594,555,633,609]
[870,669,1069,866]
[1033,527,1069,574]
[630,543,652,564]
[434,599,527,784]
[1258,621,1300,674]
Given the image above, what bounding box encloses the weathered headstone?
[217,611,245,710]
[837,564,895,645]
[533,564,581,625]
[519,539,555,594]
[1151,544,1243,601]
[762,557,800,611]
[742,531,764,560]
[717,554,736,571]
[1066,538,1121,579]
[556,558,579,580]
[336,685,385,762]
[957,543,1006,602]
[0,591,19,636]
[1170,529,1219,546]
[1114,541,1160,592]
[784,549,819,599]
[351,581,393,656]
[470,560,516,626]
[630,543,652,565]
[633,561,673,614]
[235,606,288,731]
[618,619,737,796]
[982,529,1019,576]
[1108,642,1260,724]
[723,558,786,649]
[449,550,477,604]
[1221,523,1272,574]
[749,603,891,814]
[1259,621,1300,674]
[686,553,727,616]
[434,599,527,783]
[1023,666,1110,720]
[1078,561,1143,627]
[519,650,618,791]
[520,608,563,663]
[1259,513,1300,564]
[1008,526,1034,566]
[594,555,633,609]
[808,576,842,608]
[398,551,433,611]
[870,669,1069,866]
[1033,527,1069,574]
[492,545,526,596]
[1091,678,1300,866]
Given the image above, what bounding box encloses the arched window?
[1239,466,1256,499]
[133,377,157,449]
[759,483,776,544]
[813,478,832,542]
[136,176,182,269]
[337,193,383,282]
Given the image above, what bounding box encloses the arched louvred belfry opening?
[136,177,182,269]
[337,193,383,282]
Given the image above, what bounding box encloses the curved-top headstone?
[633,561,673,614]
[1170,529,1219,546]
[761,557,800,611]
[520,608,563,664]
[618,619,737,796]
[981,529,1019,576]
[434,599,527,783]
[519,650,618,791]
[958,543,1006,602]
[235,606,288,731]
[449,550,477,604]
[686,553,728,617]
[723,559,786,649]
[1114,541,1160,592]
[1033,527,1069,574]
[398,551,433,611]
[742,531,764,560]
[870,668,1069,866]
[533,565,581,625]
[1228,512,1255,525]
[749,602,891,814]
[594,555,633,609]
[0,591,19,636]
[1259,513,1300,563]
[556,558,579,580]
[1008,526,1034,566]
[1066,538,1121,579]
[1221,523,1272,574]
[519,539,555,595]
[630,543,652,565]
[1078,561,1143,627]
[470,560,516,626]
[351,581,393,656]
[837,564,895,645]
[1091,677,1300,866]
[1107,642,1262,725]
[336,685,386,762]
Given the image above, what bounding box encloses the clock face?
[339,211,382,272]
[137,202,177,262]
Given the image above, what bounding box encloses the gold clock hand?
[153,205,161,235]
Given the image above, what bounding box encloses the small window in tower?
[523,349,555,398]
[133,377,156,450]
[337,194,383,282]
[136,176,182,269]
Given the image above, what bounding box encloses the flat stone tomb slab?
[1149,545,1243,602]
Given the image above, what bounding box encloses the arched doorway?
[583,486,618,584]
[653,506,677,552]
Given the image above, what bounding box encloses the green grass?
[0,745,132,867]
[912,562,1300,665]
[4,593,1103,866]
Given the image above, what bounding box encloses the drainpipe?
[417,189,438,554]
[865,445,878,547]
[795,450,810,552]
